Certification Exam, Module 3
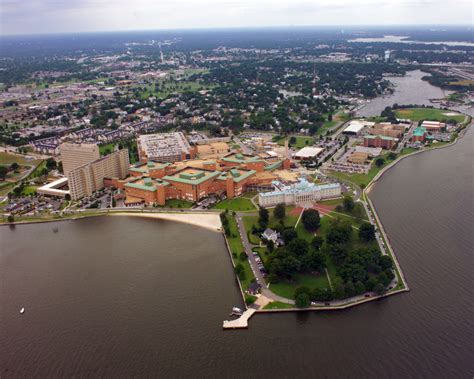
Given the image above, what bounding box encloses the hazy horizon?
[1,0,472,37]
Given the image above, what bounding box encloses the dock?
[223,308,256,329]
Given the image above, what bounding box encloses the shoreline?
[1,209,223,232]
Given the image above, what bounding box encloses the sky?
[0,0,472,36]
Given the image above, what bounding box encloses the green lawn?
[226,215,255,291]
[395,108,465,123]
[213,197,256,211]
[137,81,216,100]
[21,185,37,196]
[317,120,338,136]
[276,136,315,149]
[270,273,330,299]
[263,301,294,309]
[0,152,40,166]
[240,191,258,199]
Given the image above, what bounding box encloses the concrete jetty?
[223,308,257,329]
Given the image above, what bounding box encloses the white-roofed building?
[294,146,324,160]
[342,120,375,136]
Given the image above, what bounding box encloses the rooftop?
[138,132,191,159]
[163,167,222,185]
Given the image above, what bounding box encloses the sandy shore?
[109,212,222,231]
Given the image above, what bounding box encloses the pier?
[223,308,257,329]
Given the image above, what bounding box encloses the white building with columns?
[258,178,341,207]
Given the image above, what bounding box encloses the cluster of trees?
[267,234,327,283]
[0,162,20,181]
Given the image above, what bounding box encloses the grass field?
[0,152,40,166]
[395,108,465,123]
[263,301,294,309]
[226,215,255,291]
[213,197,256,211]
[270,272,330,299]
[317,120,338,136]
[276,136,315,149]
[137,80,216,100]
[21,185,37,196]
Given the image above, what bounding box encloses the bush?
[239,252,247,261]
[295,292,310,308]
[373,283,386,295]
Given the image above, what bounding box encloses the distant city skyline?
[0,0,472,36]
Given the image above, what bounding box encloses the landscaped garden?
[213,196,256,211]
[241,203,395,306]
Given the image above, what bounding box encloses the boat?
[230,307,243,316]
[20,307,25,314]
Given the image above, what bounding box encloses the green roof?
[232,169,256,183]
[221,154,262,164]
[264,160,283,171]
[163,170,222,185]
[413,127,426,137]
[125,182,157,192]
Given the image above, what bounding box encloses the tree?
[311,236,324,251]
[10,162,19,170]
[303,251,325,272]
[46,158,57,170]
[379,255,393,270]
[258,206,269,229]
[0,166,7,181]
[234,263,245,280]
[274,203,286,219]
[373,283,386,295]
[266,239,274,252]
[7,214,14,223]
[65,193,71,201]
[388,152,397,160]
[302,209,320,232]
[375,157,385,167]
[345,281,356,297]
[359,222,375,242]
[354,281,366,294]
[112,198,116,207]
[343,195,354,212]
[282,228,297,243]
[286,238,309,257]
[295,292,310,308]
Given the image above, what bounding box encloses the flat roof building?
[342,120,375,136]
[294,146,324,160]
[137,132,196,163]
[421,121,446,131]
[68,149,129,200]
[258,178,341,207]
[363,135,398,150]
[60,143,100,176]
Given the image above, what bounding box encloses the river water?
[357,70,455,117]
[1,129,473,377]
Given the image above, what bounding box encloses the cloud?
[1,0,472,35]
